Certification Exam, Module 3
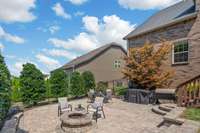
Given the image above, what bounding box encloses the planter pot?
[126,88,156,104]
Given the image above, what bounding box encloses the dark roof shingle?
[124,0,196,39]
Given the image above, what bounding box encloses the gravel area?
[18,98,200,133]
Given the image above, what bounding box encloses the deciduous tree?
[123,42,174,89]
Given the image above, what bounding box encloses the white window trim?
[172,39,189,65]
[114,60,121,69]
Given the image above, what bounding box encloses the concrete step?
[162,104,176,109]
[152,106,167,115]
[163,125,180,133]
[159,105,173,112]
[163,115,184,125]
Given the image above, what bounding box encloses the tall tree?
[20,63,46,106]
[123,42,174,89]
[82,71,95,94]
[70,71,84,97]
[0,53,11,120]
[49,69,69,98]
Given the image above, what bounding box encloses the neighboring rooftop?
[62,42,126,69]
[124,0,197,39]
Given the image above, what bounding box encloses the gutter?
[123,12,197,40]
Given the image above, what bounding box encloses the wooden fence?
[177,74,200,107]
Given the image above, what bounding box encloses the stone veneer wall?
[128,15,200,89]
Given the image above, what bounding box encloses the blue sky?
[0,0,181,76]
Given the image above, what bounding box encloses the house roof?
[124,0,197,40]
[62,42,127,70]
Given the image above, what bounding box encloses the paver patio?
[18,98,200,133]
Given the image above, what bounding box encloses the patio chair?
[99,91,110,103]
[58,97,72,116]
[87,98,105,122]
[87,90,96,103]
[106,89,112,100]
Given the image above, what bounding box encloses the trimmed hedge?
[20,63,46,106]
[70,71,84,97]
[0,53,11,123]
[114,86,127,96]
[96,81,108,93]
[82,71,95,94]
[49,69,69,98]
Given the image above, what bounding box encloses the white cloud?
[43,49,78,60]
[49,25,60,34]
[52,3,71,19]
[48,15,135,52]
[66,0,88,5]
[48,32,98,52]
[0,0,36,23]
[82,16,99,34]
[0,43,4,51]
[118,0,181,10]
[0,26,25,44]
[36,54,61,70]
[74,11,85,16]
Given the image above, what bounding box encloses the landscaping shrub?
[20,63,46,106]
[123,42,174,90]
[49,69,69,98]
[82,71,95,94]
[0,53,11,122]
[114,86,127,96]
[96,81,108,93]
[11,76,21,102]
[70,71,84,97]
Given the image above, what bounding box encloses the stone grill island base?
[56,111,94,133]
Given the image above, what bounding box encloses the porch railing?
[177,74,200,107]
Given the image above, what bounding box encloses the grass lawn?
[182,108,200,122]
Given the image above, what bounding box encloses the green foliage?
[45,78,52,99]
[20,63,46,106]
[11,76,21,102]
[114,86,127,96]
[82,71,95,94]
[70,71,84,97]
[49,69,69,98]
[96,81,108,93]
[0,53,11,121]
[183,108,200,122]
[186,82,200,92]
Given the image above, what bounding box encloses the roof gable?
[124,0,196,39]
[62,42,127,69]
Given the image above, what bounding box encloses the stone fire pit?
[56,111,93,133]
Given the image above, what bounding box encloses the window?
[172,40,189,64]
[114,60,121,68]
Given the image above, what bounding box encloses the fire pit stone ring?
[57,111,94,133]
[61,111,92,127]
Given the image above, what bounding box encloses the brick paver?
[18,98,200,133]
